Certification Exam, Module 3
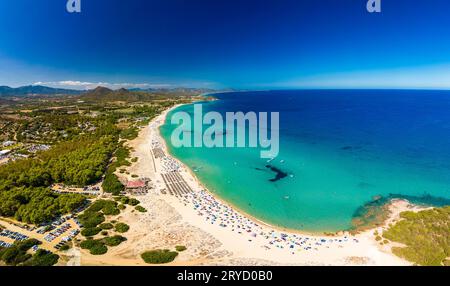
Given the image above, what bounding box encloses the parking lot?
[0,217,81,252]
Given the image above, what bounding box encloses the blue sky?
[1,0,450,89]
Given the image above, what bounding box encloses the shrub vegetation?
[59,244,70,251]
[80,239,108,255]
[0,239,58,266]
[99,223,114,230]
[383,206,450,266]
[89,244,108,255]
[78,211,105,228]
[141,249,178,264]
[81,227,102,237]
[129,198,140,206]
[102,172,124,195]
[135,206,147,213]
[175,245,187,252]
[102,235,127,247]
[114,223,130,233]
[22,249,60,266]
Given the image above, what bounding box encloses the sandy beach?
[78,105,416,266]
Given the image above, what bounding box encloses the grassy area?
[382,206,450,266]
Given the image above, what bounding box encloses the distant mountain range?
[128,87,216,94]
[0,85,216,99]
[0,85,83,97]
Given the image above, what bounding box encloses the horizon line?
[4,84,450,92]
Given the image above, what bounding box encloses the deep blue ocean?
[161,90,450,232]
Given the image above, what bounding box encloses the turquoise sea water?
[160,90,450,232]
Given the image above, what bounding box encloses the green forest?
[0,136,116,189]
[0,116,120,224]
[0,188,86,225]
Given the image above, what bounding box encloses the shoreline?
[86,103,417,266]
[157,105,327,237]
[147,104,412,264]
[157,103,401,237]
[159,103,350,237]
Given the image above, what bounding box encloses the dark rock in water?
[341,145,363,151]
[341,146,353,150]
[387,193,450,207]
[265,164,288,182]
[350,195,392,232]
[349,193,450,232]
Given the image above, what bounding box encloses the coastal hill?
[79,86,212,102]
[0,85,216,102]
[79,86,144,102]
